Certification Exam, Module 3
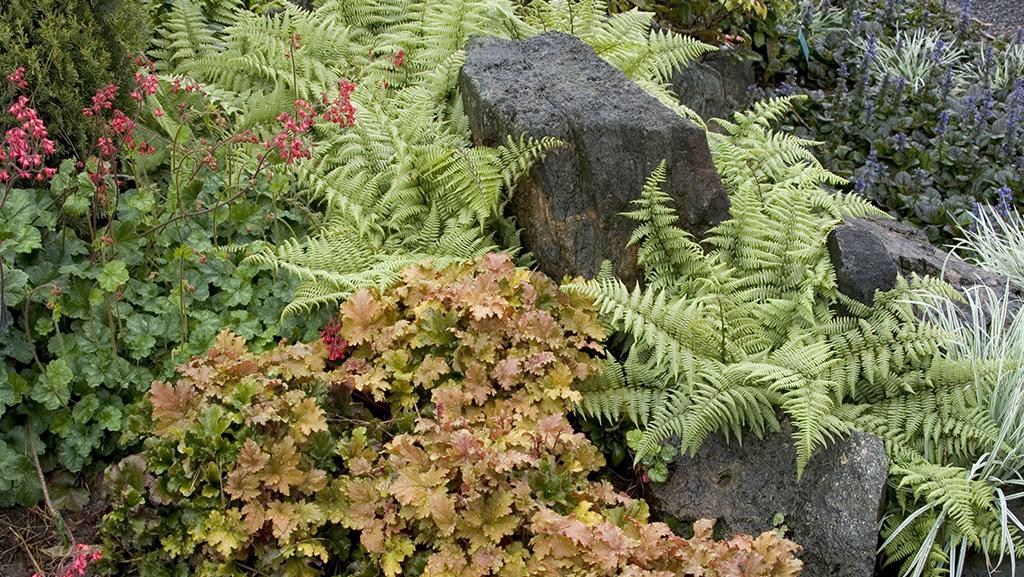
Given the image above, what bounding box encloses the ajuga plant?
[564,96,1019,575]
[101,332,376,577]
[766,0,1024,243]
[330,254,803,577]
[146,0,714,315]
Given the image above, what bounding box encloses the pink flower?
[393,50,406,68]
[7,67,28,90]
[322,80,357,128]
[1,96,56,181]
[285,33,302,59]
[153,108,164,117]
[131,71,158,101]
[83,84,117,117]
[264,99,318,164]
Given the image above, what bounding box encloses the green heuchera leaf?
[31,358,73,410]
[98,260,130,292]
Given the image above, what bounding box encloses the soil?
[0,494,108,577]
[971,0,1024,37]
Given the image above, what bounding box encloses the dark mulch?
[970,0,1024,36]
[0,490,108,577]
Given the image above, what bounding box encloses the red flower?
[264,99,318,164]
[393,50,406,68]
[322,80,357,128]
[320,318,349,361]
[83,84,117,117]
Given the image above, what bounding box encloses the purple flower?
[937,110,951,134]
[855,148,883,193]
[942,68,955,95]
[997,186,1015,216]
[959,0,974,35]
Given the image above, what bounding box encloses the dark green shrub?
[0,0,152,153]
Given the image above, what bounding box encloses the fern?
[565,95,1023,576]
[149,0,713,313]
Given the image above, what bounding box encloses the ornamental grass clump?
[958,198,1024,287]
[880,285,1024,577]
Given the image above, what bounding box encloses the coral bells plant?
[101,256,803,577]
[1,68,58,335]
[331,254,804,577]
[32,544,102,577]
[0,68,57,185]
[101,332,367,577]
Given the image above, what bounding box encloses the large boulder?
[829,216,1024,305]
[671,48,755,123]
[652,423,888,577]
[460,32,729,284]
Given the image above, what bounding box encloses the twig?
[26,422,75,547]
[7,525,44,577]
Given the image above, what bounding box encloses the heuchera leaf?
[98,260,130,292]
[31,358,73,410]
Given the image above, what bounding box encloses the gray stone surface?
[672,48,755,122]
[461,32,729,285]
[828,218,899,306]
[829,216,1023,305]
[651,423,888,577]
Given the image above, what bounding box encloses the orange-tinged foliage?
[105,255,803,577]
[104,335,360,576]
[333,254,804,577]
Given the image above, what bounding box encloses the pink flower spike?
[7,67,28,89]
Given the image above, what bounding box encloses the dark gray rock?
[828,218,899,305]
[671,48,755,122]
[652,423,888,577]
[829,216,1024,305]
[461,32,729,284]
[672,58,726,122]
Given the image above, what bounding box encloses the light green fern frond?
[150,0,218,72]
